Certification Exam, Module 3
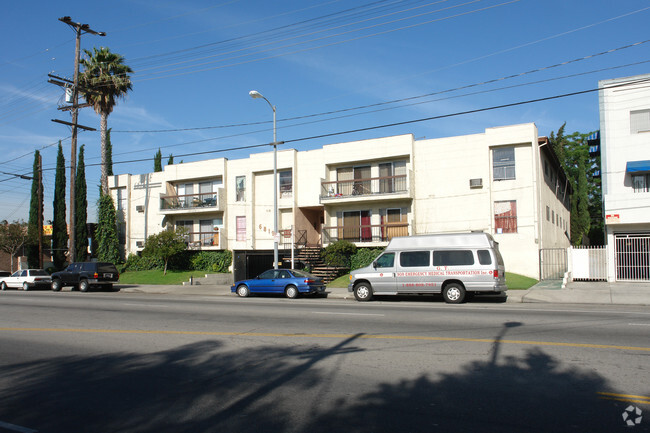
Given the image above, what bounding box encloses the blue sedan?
[231,269,326,299]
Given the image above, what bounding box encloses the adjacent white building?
[109,122,571,279]
[599,73,650,281]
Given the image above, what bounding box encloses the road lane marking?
[598,392,650,405]
[628,323,650,326]
[1,327,649,352]
[312,312,385,316]
[0,420,38,433]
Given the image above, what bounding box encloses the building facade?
[109,123,570,279]
[599,73,650,281]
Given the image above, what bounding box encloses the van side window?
[375,253,395,268]
[400,251,430,267]
[433,250,474,266]
[477,250,492,265]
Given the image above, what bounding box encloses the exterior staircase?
[286,246,347,284]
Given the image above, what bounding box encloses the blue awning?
[626,160,650,173]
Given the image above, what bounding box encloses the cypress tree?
[154,149,162,172]
[52,143,68,269]
[167,154,174,166]
[96,193,120,263]
[75,144,88,262]
[26,151,43,268]
[106,128,113,176]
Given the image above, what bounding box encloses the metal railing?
[161,192,218,210]
[321,175,407,199]
[322,223,409,243]
[183,230,220,248]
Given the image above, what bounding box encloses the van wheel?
[285,285,299,299]
[443,283,466,304]
[354,283,373,302]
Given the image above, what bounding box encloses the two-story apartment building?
[109,122,571,279]
[599,73,650,281]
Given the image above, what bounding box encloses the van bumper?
[347,283,355,293]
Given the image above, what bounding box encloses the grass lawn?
[118,270,200,285]
[328,272,538,290]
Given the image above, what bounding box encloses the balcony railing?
[183,230,221,248]
[321,175,407,200]
[161,192,219,211]
[322,223,409,244]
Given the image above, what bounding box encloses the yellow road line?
[1,327,650,352]
[598,392,650,404]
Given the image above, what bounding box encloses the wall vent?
[136,205,144,212]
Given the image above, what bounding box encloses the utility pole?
[52,16,105,262]
[37,153,43,269]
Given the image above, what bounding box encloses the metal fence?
[571,246,607,281]
[615,234,650,281]
[539,248,568,280]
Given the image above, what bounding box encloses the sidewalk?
[118,281,650,306]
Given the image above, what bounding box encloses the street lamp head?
[249,90,263,99]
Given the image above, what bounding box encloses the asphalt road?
[0,291,649,433]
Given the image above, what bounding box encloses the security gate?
[571,246,607,281]
[539,248,568,280]
[615,234,650,281]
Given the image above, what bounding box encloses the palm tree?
[79,47,133,194]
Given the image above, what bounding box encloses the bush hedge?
[123,250,232,273]
[350,248,384,270]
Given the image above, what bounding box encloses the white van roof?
[385,232,495,250]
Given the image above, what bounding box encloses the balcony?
[320,174,411,203]
[160,190,223,214]
[322,223,409,245]
[184,230,222,250]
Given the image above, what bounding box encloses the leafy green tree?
[549,126,602,245]
[167,154,174,166]
[52,143,68,269]
[0,220,26,272]
[106,128,113,176]
[26,151,42,268]
[79,47,133,195]
[321,240,357,267]
[96,193,120,264]
[154,148,162,172]
[142,228,188,275]
[75,144,88,262]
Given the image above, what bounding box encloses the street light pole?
[249,90,278,269]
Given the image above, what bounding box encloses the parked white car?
[0,269,51,291]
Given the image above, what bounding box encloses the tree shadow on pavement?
[0,324,646,432]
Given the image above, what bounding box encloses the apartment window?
[494,200,517,233]
[236,216,246,241]
[493,147,516,180]
[630,109,650,134]
[379,161,407,193]
[115,188,126,211]
[546,206,550,221]
[236,176,246,202]
[176,220,193,242]
[279,170,292,197]
[633,174,650,192]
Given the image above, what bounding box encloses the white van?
[348,232,507,303]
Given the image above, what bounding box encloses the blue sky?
[1,0,649,224]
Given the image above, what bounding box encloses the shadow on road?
[0,324,645,432]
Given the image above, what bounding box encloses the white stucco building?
[109,122,571,279]
[599,73,650,281]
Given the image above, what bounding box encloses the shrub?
[189,251,232,273]
[350,248,384,270]
[123,253,164,271]
[322,240,357,267]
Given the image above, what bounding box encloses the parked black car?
[51,262,119,292]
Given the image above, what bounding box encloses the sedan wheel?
[0,282,7,291]
[285,285,299,299]
[236,285,250,297]
[22,282,29,291]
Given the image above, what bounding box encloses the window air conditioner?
[136,205,144,212]
[136,241,144,248]
[469,178,483,188]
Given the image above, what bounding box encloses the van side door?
[396,250,435,293]
[367,252,397,293]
